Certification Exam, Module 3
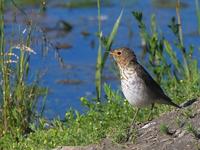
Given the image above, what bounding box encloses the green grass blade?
[95,0,102,100]
[195,0,200,34]
[95,34,102,100]
[95,1,123,100]
[164,40,182,73]
[101,9,123,69]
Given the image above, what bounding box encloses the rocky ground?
[53,98,200,150]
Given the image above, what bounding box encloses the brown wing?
[135,63,180,108]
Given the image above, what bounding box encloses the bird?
[110,47,181,121]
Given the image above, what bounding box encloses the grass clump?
[0,84,135,149]
[185,123,200,139]
[0,0,47,142]
[159,124,172,135]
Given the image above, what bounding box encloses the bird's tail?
[168,100,182,109]
[159,96,181,109]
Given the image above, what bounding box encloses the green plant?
[132,11,200,104]
[185,123,200,138]
[0,0,47,137]
[0,84,135,149]
[195,0,200,34]
[95,0,123,100]
[182,108,195,119]
[64,0,111,8]
[159,123,170,135]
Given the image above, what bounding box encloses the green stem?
[0,0,9,132]
[95,0,102,101]
[176,0,190,79]
[195,0,200,34]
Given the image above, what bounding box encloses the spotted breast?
[120,67,154,107]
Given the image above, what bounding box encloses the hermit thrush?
[110,47,180,118]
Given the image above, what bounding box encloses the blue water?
[4,0,200,119]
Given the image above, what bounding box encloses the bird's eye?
[117,51,121,55]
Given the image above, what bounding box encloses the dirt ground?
[53,98,200,150]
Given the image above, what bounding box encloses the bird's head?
[110,47,137,68]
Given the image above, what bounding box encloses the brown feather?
[133,61,181,108]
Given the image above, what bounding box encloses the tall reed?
[0,0,47,136]
[0,0,8,132]
[95,0,102,100]
[95,0,122,100]
[195,0,200,34]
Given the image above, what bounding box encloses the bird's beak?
[110,51,115,56]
